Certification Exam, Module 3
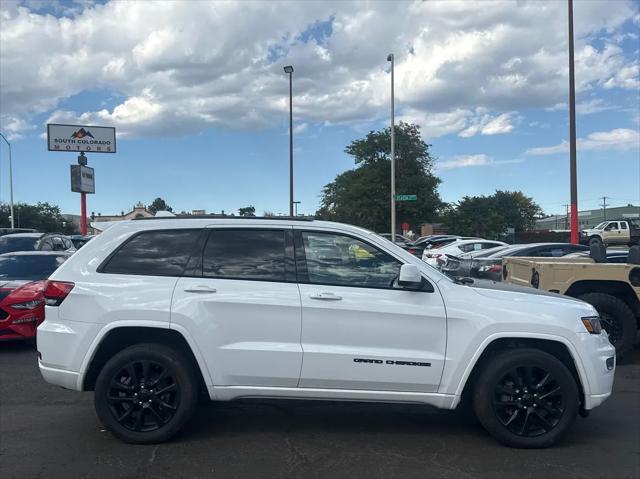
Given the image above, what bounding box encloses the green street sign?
[395,194,417,201]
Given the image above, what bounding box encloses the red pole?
[568,0,579,244]
[80,192,87,235]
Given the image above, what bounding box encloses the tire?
[577,292,636,358]
[473,348,579,448]
[94,343,199,444]
[588,236,603,248]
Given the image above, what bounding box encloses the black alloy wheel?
[473,348,579,448]
[95,343,199,444]
[107,360,179,433]
[492,365,564,437]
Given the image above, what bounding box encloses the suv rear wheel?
[94,343,199,444]
[473,348,579,448]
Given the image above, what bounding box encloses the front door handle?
[184,286,217,294]
[309,292,342,301]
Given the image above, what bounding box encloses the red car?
[0,251,71,341]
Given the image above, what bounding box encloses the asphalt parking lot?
[1,342,639,479]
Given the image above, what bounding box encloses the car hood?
[468,278,585,304]
[0,280,30,301]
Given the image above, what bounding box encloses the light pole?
[387,53,396,241]
[284,65,294,217]
[568,0,578,244]
[0,132,14,228]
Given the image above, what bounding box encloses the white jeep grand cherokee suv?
[37,218,615,447]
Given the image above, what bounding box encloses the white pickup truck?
[581,219,640,247]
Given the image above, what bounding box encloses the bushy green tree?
[238,206,256,217]
[444,190,542,239]
[0,202,75,233]
[148,197,172,214]
[316,122,442,232]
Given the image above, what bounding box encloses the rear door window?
[202,229,289,282]
[101,229,201,276]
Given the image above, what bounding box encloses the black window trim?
[97,228,206,277]
[195,227,297,284]
[293,229,433,292]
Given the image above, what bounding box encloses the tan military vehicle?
[502,246,640,356]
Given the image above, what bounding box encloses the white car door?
[295,230,447,393]
[171,226,303,388]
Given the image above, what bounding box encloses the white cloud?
[0,116,36,141]
[459,111,517,137]
[576,98,615,115]
[0,0,638,140]
[526,128,640,155]
[293,123,308,134]
[438,154,525,170]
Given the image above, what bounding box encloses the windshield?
[0,254,67,280]
[593,222,607,230]
[0,237,39,254]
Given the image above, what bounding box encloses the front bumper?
[0,317,41,341]
[576,331,616,410]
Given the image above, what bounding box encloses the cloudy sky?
[0,0,638,218]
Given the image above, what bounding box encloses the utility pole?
[568,0,579,244]
[563,204,569,230]
[283,65,294,217]
[600,196,609,221]
[387,53,396,241]
[0,133,14,228]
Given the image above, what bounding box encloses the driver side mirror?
[398,264,428,290]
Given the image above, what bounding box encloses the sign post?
[47,124,115,236]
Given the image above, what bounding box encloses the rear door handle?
[184,286,217,294]
[309,292,342,301]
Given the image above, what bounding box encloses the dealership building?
[535,204,640,230]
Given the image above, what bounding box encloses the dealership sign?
[47,124,116,153]
[70,165,95,194]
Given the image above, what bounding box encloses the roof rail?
[131,215,314,222]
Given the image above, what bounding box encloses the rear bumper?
[38,362,80,390]
[36,312,99,391]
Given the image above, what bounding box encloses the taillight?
[43,281,75,306]
[487,264,502,273]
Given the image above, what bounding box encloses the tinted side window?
[102,230,201,276]
[203,229,287,281]
[301,232,401,289]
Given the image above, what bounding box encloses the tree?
[0,202,75,233]
[238,206,256,217]
[316,122,442,232]
[444,190,542,239]
[148,197,172,215]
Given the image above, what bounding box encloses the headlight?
[581,315,602,334]
[10,299,43,310]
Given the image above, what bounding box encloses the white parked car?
[38,218,615,447]
[422,238,507,267]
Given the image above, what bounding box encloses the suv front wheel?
[472,348,579,448]
[94,343,199,444]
